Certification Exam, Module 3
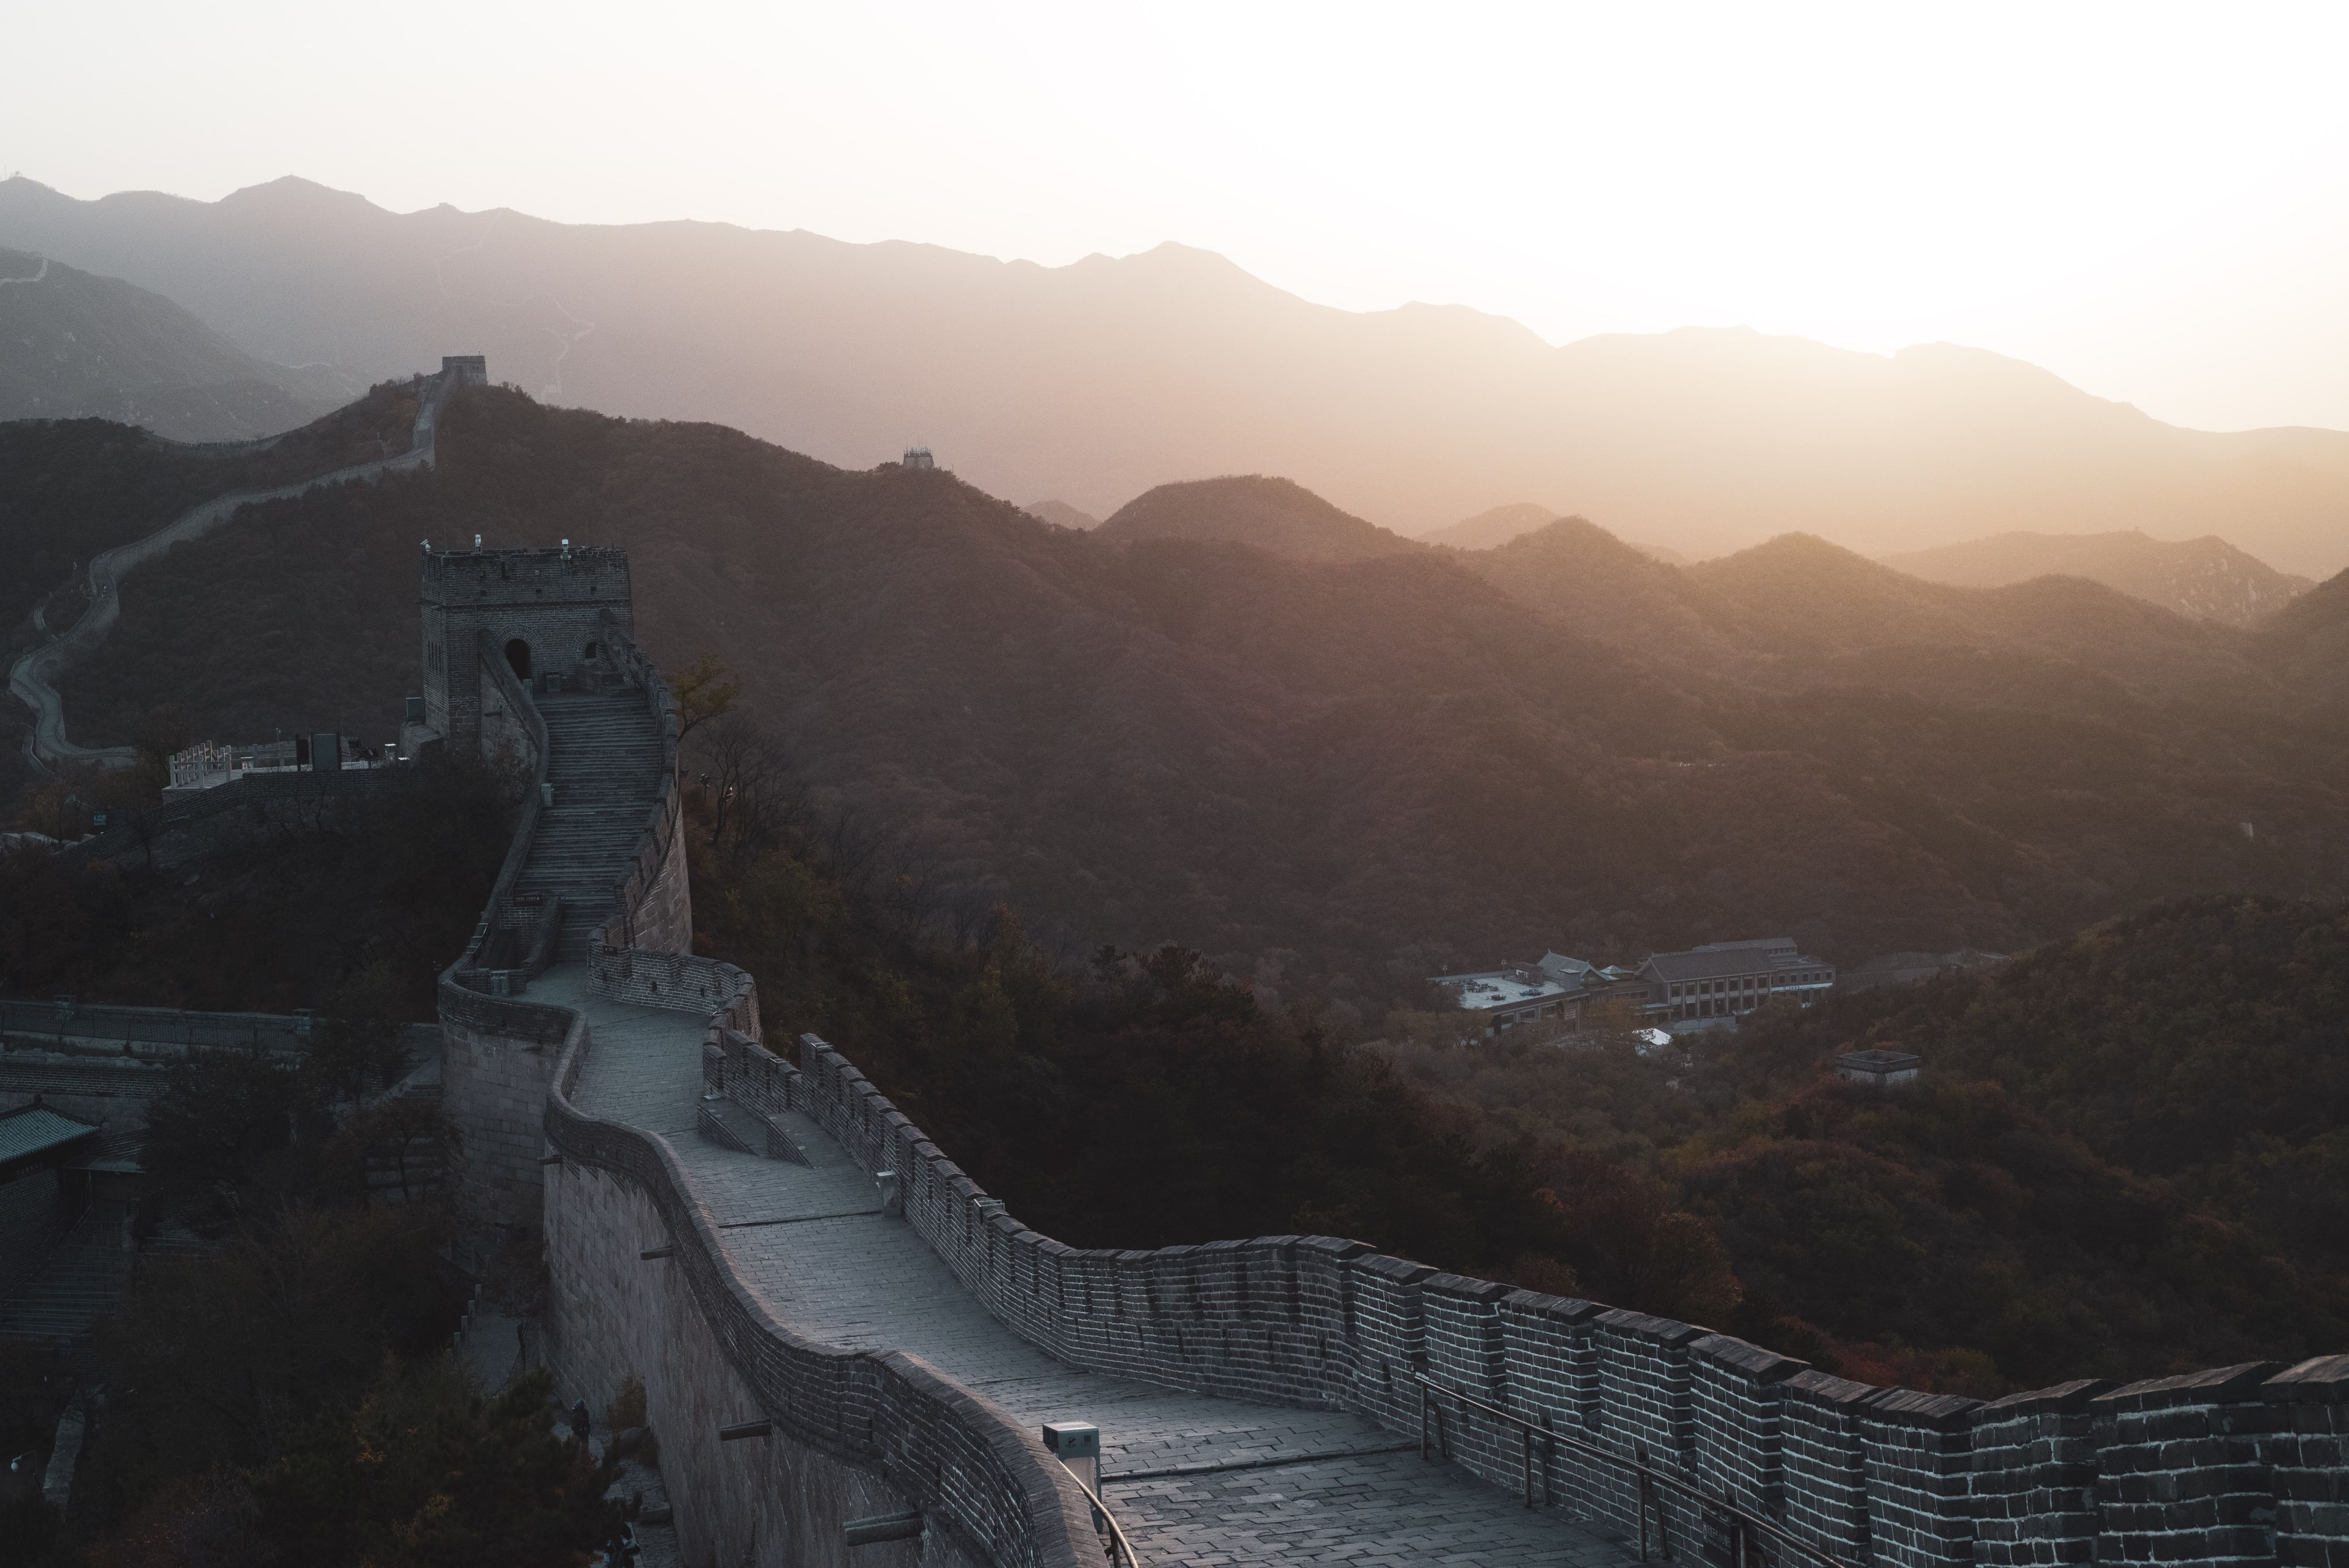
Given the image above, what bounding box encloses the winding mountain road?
[9,366,458,772]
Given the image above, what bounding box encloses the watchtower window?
[584,641,602,660]
[505,639,532,678]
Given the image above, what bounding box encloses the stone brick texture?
[544,1160,988,1568]
[443,558,2349,1568]
[438,980,576,1237]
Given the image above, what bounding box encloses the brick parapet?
[2092,1362,2291,1567]
[785,1028,2349,1566]
[1782,1370,1878,1562]
[1969,1379,2111,1568]
[541,1019,1095,1568]
[2265,1355,2349,1567]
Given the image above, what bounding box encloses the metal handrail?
[1412,1374,1852,1568]
[1062,1466,1142,1567]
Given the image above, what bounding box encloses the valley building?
[1432,938,1833,1037]
[1638,937,1835,1025]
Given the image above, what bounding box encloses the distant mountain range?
[1420,503,1557,551]
[5,175,2347,575]
[1024,500,1099,531]
[0,246,342,439]
[1881,529,2313,627]
[1097,475,1418,562]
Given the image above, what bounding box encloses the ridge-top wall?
[723,1029,2348,1568]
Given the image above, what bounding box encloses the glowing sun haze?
[10,1,2347,431]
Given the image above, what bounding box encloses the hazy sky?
[9,2,2348,431]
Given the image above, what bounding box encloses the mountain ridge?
[1882,528,2313,627]
[7,175,2349,574]
[0,245,342,439]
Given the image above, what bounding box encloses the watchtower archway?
[505,639,532,680]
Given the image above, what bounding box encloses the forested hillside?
[26,387,2349,1023]
[1882,529,2313,627]
[0,247,340,438]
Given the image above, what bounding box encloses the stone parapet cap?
[1968,1378,2114,1423]
[1423,1273,1513,1305]
[1594,1308,1708,1348]
[2263,1353,2349,1403]
[1784,1369,1880,1410]
[1864,1386,1983,1432]
[2093,1360,2285,1414]
[1688,1332,1808,1382]
[1352,1253,1438,1286]
[1501,1290,1601,1324]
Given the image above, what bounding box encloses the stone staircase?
[0,1206,132,1342]
[516,688,668,962]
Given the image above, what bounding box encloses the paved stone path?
[541,968,1640,1566]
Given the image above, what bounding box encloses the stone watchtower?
[415,544,634,758]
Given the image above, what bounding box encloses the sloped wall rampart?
[540,1014,1097,1568]
[755,1029,2349,1568]
[588,609,690,957]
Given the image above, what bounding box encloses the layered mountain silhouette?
[0,247,342,439]
[1883,529,2313,627]
[1024,500,1099,531]
[6,175,2348,575]
[1097,476,1420,562]
[1421,502,1558,551]
[31,388,2349,1016]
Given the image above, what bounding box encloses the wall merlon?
[2094,1362,2286,1415]
[1689,1332,1807,1382]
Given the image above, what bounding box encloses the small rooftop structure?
[1834,1048,1922,1089]
[0,1102,102,1180]
[1429,964,1578,1033]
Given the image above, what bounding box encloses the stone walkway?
[540,968,1640,1566]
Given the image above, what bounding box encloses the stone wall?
[540,1022,1101,1568]
[588,947,757,1037]
[438,982,575,1237]
[774,1031,2349,1568]
[587,607,690,958]
[544,1160,984,1568]
[56,768,399,872]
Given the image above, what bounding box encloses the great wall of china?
[11,364,2344,1565]
[7,355,482,773]
[422,532,2346,1566]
